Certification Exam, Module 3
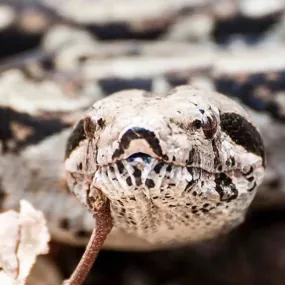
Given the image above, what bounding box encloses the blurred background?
[1,0,285,284]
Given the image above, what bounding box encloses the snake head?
[64,86,265,246]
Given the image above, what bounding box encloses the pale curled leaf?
[0,210,20,279]
[0,200,50,284]
[17,200,50,281]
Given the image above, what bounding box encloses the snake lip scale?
[81,156,253,185]
[65,86,265,247]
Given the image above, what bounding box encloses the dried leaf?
[0,200,50,284]
[0,210,20,279]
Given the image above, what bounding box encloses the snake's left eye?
[201,115,218,139]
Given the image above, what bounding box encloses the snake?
[0,0,285,251]
[65,85,265,247]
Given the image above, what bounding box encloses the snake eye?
[201,115,218,139]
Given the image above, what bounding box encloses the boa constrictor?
[64,85,265,248]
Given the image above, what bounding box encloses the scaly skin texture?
[65,86,265,247]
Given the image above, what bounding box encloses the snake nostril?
[126,152,153,163]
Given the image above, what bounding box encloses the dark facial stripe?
[214,172,238,202]
[220,112,265,166]
[112,127,163,160]
[65,119,86,159]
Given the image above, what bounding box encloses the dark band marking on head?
[65,119,86,159]
[220,113,265,166]
[112,127,163,160]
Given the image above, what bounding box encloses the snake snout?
[112,126,164,160]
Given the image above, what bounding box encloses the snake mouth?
[122,152,227,175]
[94,152,243,204]
[123,152,203,173]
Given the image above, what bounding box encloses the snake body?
[65,86,265,247]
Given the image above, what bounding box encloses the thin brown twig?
[63,202,113,285]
